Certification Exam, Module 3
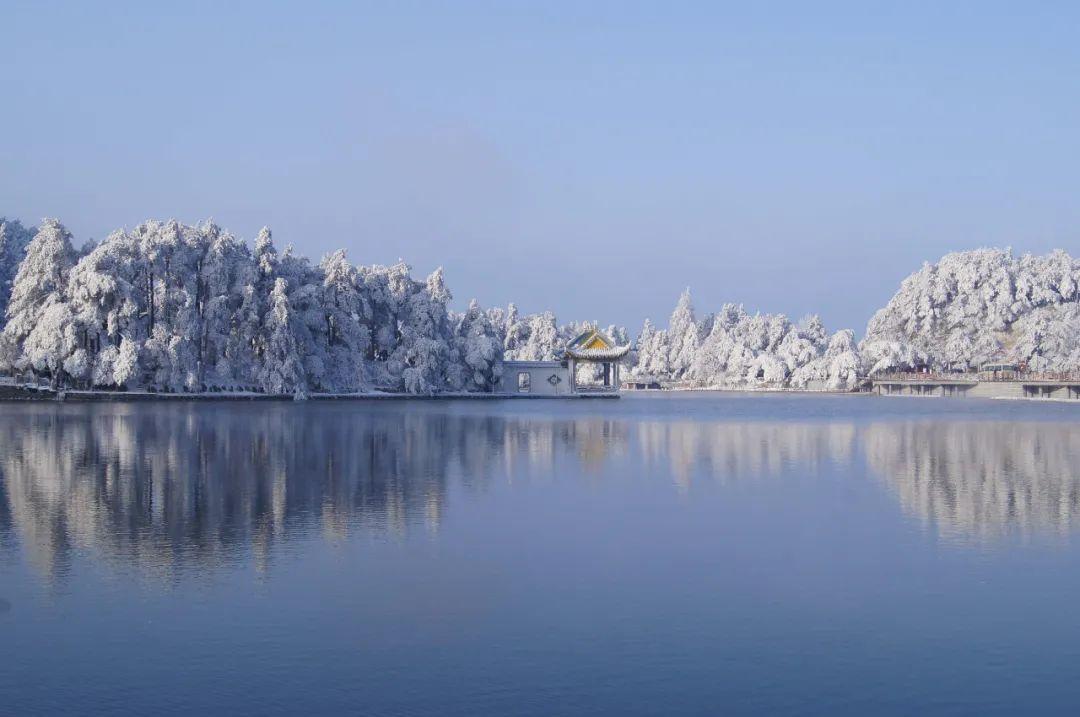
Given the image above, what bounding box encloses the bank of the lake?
[0,384,620,402]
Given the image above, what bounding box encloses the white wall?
[496,362,570,396]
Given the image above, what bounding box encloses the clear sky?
[4,1,1079,334]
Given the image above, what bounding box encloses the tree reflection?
[0,405,643,583]
[2,403,1080,584]
[636,420,857,490]
[864,421,1080,539]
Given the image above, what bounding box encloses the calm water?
[3,393,1080,715]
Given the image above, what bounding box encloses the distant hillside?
[861,249,1080,373]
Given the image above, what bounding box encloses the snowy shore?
[0,385,618,402]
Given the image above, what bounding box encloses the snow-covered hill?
[862,249,1080,373]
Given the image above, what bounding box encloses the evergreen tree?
[319,249,369,392]
[259,278,306,396]
[667,288,699,378]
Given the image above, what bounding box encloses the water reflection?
[0,469,13,557]
[1,403,1080,584]
[0,405,643,583]
[865,422,1080,539]
[637,420,857,489]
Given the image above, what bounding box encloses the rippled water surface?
[3,393,1080,715]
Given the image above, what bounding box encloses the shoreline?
[0,385,619,402]
[3,384,1078,404]
[637,386,866,395]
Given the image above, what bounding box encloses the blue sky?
[3,1,1079,334]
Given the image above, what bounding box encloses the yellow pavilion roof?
[564,328,630,360]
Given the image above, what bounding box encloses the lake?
[2,393,1080,715]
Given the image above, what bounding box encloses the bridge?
[870,372,1080,400]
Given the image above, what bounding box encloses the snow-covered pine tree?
[358,260,415,386]
[193,221,257,390]
[630,318,656,377]
[398,267,455,394]
[666,288,700,379]
[484,305,507,351]
[634,318,671,378]
[259,278,306,396]
[241,226,279,377]
[319,249,370,393]
[276,245,327,390]
[503,303,530,357]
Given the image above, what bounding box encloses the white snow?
[630,292,861,390]
[862,248,1080,373]
[3,215,1077,395]
[0,218,506,396]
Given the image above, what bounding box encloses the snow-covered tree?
[799,314,828,350]
[3,219,77,382]
[24,302,77,387]
[503,303,530,357]
[862,248,1080,373]
[259,278,306,396]
[0,218,33,322]
[271,245,326,390]
[0,214,526,394]
[629,319,656,376]
[191,221,256,389]
[64,230,143,385]
[637,292,863,390]
[790,329,863,390]
[374,266,454,395]
[453,299,503,391]
[634,318,671,377]
[515,311,561,361]
[666,288,699,378]
[243,226,279,371]
[318,249,370,392]
[114,336,140,388]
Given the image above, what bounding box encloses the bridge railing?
[871,371,978,382]
[872,371,1080,383]
[1003,371,1080,383]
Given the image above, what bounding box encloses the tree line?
[0,218,511,394]
[4,216,1076,394]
